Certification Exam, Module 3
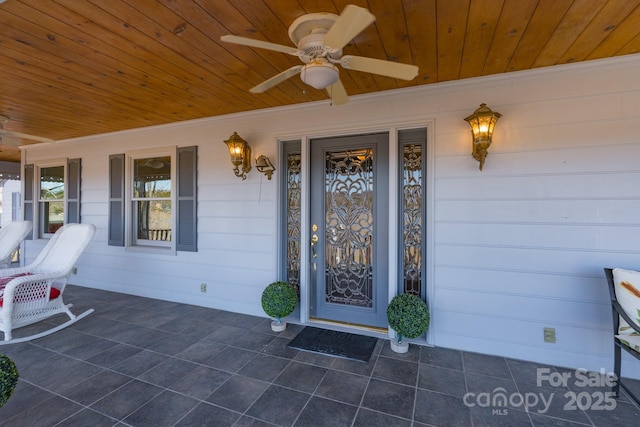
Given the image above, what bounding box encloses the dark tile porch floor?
[1,285,639,426]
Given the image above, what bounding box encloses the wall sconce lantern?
[224,132,251,180]
[255,155,276,180]
[464,103,502,171]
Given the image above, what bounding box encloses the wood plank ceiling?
[0,0,639,162]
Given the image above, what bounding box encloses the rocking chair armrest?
[6,271,65,285]
[0,272,65,299]
[0,267,31,278]
[612,300,640,335]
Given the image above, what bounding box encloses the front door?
[309,133,389,329]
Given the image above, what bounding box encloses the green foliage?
[261,281,298,321]
[387,293,430,342]
[0,354,18,408]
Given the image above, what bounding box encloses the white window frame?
[36,160,67,239]
[124,147,177,253]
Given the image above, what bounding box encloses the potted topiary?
[386,293,430,353]
[0,354,18,408]
[261,281,298,332]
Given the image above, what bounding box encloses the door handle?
[311,234,318,258]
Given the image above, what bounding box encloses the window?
[280,140,301,292]
[109,146,197,252]
[398,128,427,297]
[39,165,65,235]
[132,156,172,247]
[23,159,81,239]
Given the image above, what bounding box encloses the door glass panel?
[324,148,374,307]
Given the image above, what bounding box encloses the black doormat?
[287,327,377,362]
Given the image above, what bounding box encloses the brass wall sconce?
[255,155,276,180]
[224,132,251,180]
[464,103,502,171]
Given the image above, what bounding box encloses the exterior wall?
[0,160,21,226]
[1,180,20,226]
[22,54,640,378]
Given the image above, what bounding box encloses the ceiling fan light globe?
[300,62,339,90]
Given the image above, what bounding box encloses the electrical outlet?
[200,283,207,293]
[72,267,78,275]
[544,327,556,343]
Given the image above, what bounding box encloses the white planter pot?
[271,320,287,332]
[390,338,409,353]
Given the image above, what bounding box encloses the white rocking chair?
[0,223,96,344]
[0,221,33,269]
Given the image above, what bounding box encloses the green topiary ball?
[387,293,430,342]
[261,281,298,321]
[0,354,19,408]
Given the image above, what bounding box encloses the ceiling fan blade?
[0,129,54,143]
[250,65,304,93]
[340,55,419,80]
[0,135,19,151]
[323,5,375,52]
[326,79,348,106]
[0,135,20,147]
[220,35,299,56]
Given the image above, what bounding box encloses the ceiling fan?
[221,4,419,105]
[0,115,55,147]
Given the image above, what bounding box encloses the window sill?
[124,245,176,256]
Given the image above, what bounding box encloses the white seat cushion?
[615,334,640,352]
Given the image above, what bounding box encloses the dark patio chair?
[604,267,640,405]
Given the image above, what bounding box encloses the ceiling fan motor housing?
[297,31,342,63]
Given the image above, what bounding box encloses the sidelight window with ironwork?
[282,141,301,292]
[399,129,426,297]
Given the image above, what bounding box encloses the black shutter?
[108,154,125,246]
[23,164,34,240]
[67,158,81,223]
[176,146,197,252]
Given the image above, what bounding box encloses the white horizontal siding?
[433,312,617,374]
[427,65,640,375]
[437,143,640,175]
[437,170,640,199]
[436,246,639,276]
[435,267,608,302]
[436,223,640,253]
[22,54,640,378]
[434,310,611,356]
[436,288,609,331]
